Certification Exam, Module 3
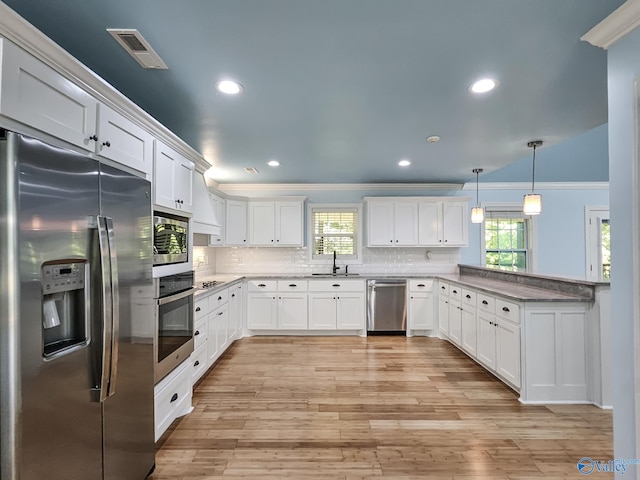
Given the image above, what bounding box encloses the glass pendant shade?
[523,193,542,215]
[471,206,485,223]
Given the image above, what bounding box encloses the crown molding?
[0,2,211,173]
[462,181,610,191]
[581,0,640,49]
[218,183,463,193]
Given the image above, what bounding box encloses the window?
[586,207,610,281]
[483,206,532,272]
[309,205,360,261]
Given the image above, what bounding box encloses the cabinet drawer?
[461,289,476,306]
[278,280,308,291]
[195,297,209,319]
[409,279,434,291]
[438,282,450,296]
[247,280,278,292]
[190,343,208,383]
[496,299,520,324]
[308,279,365,292]
[210,288,229,310]
[154,361,191,441]
[477,293,495,313]
[193,318,207,349]
[449,285,462,300]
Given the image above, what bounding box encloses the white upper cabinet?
[418,200,468,247]
[208,193,225,244]
[96,103,154,176]
[366,200,418,246]
[0,39,153,177]
[366,197,468,247]
[248,199,305,246]
[225,199,248,246]
[153,140,194,213]
[0,38,98,152]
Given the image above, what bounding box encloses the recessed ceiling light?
[398,159,411,167]
[470,78,498,94]
[216,80,243,95]
[267,160,280,167]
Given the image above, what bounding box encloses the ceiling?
[2,0,623,184]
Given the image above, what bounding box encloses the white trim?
[462,182,610,191]
[306,203,363,265]
[219,183,463,193]
[634,78,640,461]
[0,2,211,173]
[581,0,640,50]
[584,206,610,281]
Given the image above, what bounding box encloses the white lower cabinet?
[246,280,279,330]
[460,289,477,356]
[308,280,365,331]
[438,282,450,337]
[407,280,435,334]
[153,359,192,441]
[448,285,462,346]
[495,318,521,388]
[228,283,243,340]
[476,310,497,370]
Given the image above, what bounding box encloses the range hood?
[192,172,221,235]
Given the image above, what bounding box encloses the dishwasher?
[366,279,407,334]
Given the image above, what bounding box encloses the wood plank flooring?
[150,336,613,479]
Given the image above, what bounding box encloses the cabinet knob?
[439,240,442,243]
[102,141,111,147]
[452,290,457,294]
[194,330,200,336]
[502,307,510,312]
[232,294,236,298]
[194,360,200,366]
[170,393,178,403]
[89,134,98,141]
[218,296,222,301]
[466,294,471,299]
[218,311,223,316]
[482,300,488,305]
[271,239,274,242]
[441,286,446,290]
[196,307,201,312]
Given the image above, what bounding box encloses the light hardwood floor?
[150,336,613,479]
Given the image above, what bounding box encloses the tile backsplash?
[209,246,459,276]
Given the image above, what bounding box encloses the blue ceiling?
[3,0,623,184]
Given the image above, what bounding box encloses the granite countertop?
[194,271,594,303]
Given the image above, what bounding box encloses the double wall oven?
[153,270,195,383]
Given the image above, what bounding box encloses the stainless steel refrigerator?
[0,130,156,479]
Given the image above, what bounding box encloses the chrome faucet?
[332,251,340,274]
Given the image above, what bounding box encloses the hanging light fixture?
[471,168,484,223]
[523,140,543,215]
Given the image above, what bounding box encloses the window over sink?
[308,204,362,263]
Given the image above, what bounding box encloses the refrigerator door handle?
[105,217,119,397]
[97,215,114,403]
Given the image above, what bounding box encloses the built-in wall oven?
[154,270,195,383]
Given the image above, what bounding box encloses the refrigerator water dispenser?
[41,261,89,359]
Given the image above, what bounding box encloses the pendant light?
[523,140,543,215]
[470,168,484,223]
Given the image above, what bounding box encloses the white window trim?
[306,203,363,265]
[480,202,538,273]
[585,205,610,281]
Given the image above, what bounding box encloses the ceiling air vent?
[244,167,260,174]
[107,28,168,69]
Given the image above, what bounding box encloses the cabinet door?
[496,320,521,388]
[0,39,98,152]
[308,294,337,330]
[226,200,248,245]
[154,141,193,211]
[209,194,225,245]
[228,286,240,340]
[246,294,277,329]
[278,293,308,329]
[460,306,477,357]
[418,202,442,246]
[97,103,154,177]
[249,202,276,245]
[367,202,394,246]
[442,201,468,246]
[276,202,303,246]
[394,202,418,245]
[448,300,462,346]
[408,293,434,330]
[206,312,218,367]
[215,305,229,353]
[336,293,365,329]
[477,312,496,370]
[438,295,449,337]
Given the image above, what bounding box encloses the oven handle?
[157,288,197,306]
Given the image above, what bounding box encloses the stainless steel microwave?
[153,213,189,266]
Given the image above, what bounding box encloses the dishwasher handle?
[369,283,406,288]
